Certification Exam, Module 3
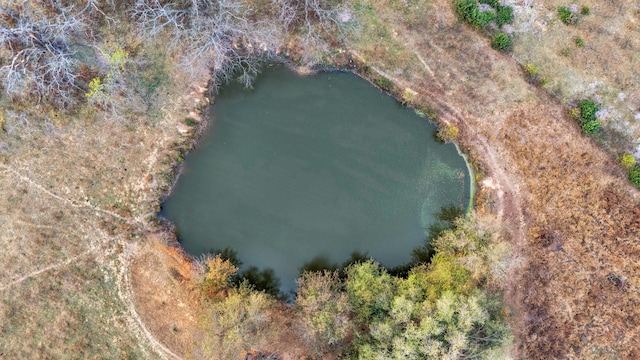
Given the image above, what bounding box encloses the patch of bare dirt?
[129,235,201,358]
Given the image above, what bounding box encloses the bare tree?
[271,0,351,63]
[132,0,283,89]
[0,1,96,106]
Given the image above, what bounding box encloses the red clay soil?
[130,237,202,358]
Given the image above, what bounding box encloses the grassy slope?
[346,0,640,358]
[0,28,198,356]
[509,0,640,155]
[0,129,153,357]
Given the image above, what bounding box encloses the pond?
[161,66,472,293]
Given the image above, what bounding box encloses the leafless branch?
[132,0,284,89]
[0,0,91,107]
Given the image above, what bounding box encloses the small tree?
[200,254,238,299]
[296,270,353,353]
[198,283,274,359]
[557,6,578,25]
[495,5,514,28]
[345,260,395,323]
[455,0,495,29]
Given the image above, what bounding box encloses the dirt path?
[0,163,135,223]
[0,251,93,292]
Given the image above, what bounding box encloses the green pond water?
[161,66,471,292]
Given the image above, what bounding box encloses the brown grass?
[511,0,640,152]
[0,25,205,357]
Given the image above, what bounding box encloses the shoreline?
[154,54,479,277]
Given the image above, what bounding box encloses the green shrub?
[496,5,514,27]
[620,154,637,169]
[491,33,511,51]
[185,117,198,126]
[580,5,590,15]
[436,123,460,143]
[479,0,499,7]
[578,99,599,122]
[630,165,640,188]
[375,77,393,91]
[558,6,577,25]
[581,119,601,135]
[575,37,584,47]
[455,0,495,28]
[475,9,495,27]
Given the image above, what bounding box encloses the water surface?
[161,67,470,291]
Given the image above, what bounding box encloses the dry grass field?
[1,0,639,359]
[0,32,207,357]
[509,0,640,154]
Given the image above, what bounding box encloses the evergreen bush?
[630,165,640,188]
[558,6,578,25]
[496,5,514,27]
[492,33,511,51]
[577,99,601,135]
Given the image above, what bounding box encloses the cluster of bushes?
[299,216,511,358]
[557,5,590,25]
[454,0,514,52]
[491,33,511,51]
[196,211,512,358]
[569,99,602,135]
